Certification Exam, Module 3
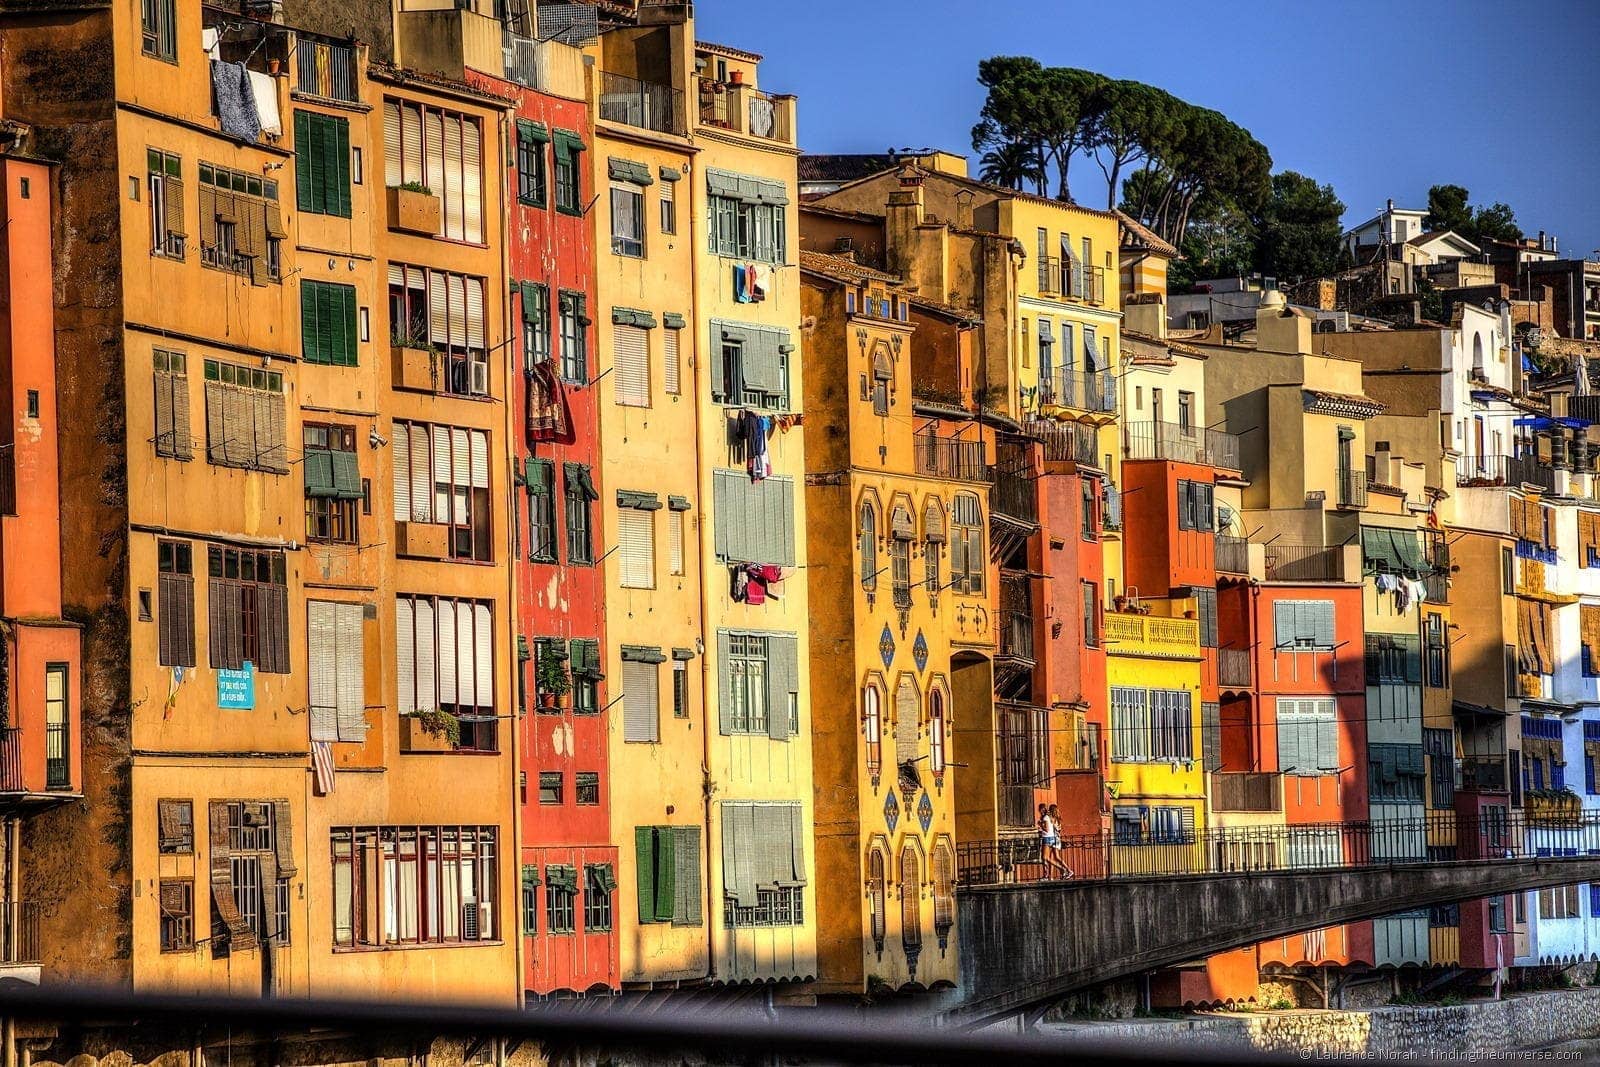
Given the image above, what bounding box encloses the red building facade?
[467,70,615,997]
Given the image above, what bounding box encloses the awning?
[1361,527,1428,577]
[607,157,654,186]
[612,306,658,329]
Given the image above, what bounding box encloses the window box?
[391,343,439,392]
[394,520,449,560]
[398,714,459,754]
[387,185,441,236]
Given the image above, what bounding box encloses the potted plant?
[536,647,571,710]
[387,181,441,236]
[411,708,461,748]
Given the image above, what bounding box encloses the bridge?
[948,811,1600,1024]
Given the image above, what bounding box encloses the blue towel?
[212,60,262,144]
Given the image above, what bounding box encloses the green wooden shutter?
[634,826,656,923]
[339,282,357,365]
[334,114,352,217]
[303,447,335,496]
[652,828,675,922]
[300,279,319,361]
[294,111,314,212]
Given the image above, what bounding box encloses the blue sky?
[696,0,1600,258]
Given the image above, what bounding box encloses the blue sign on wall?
[217,662,256,710]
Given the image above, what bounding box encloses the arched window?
[950,493,984,595]
[900,846,923,956]
[859,502,877,591]
[867,848,886,954]
[929,688,947,785]
[923,498,945,595]
[1472,332,1485,372]
[863,684,882,782]
[932,841,956,948]
[890,506,913,608]
[895,675,919,771]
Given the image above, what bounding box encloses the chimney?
[1386,198,1395,212]
[1255,290,1311,355]
[954,189,974,231]
[885,164,926,282]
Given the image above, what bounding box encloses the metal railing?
[957,809,1600,888]
[1211,772,1281,813]
[0,902,39,965]
[1455,453,1559,493]
[913,432,988,482]
[599,71,683,136]
[1263,542,1344,582]
[1124,421,1241,471]
[1036,256,1063,295]
[1460,757,1508,792]
[1336,468,1368,509]
[0,729,21,792]
[1215,534,1249,575]
[200,244,251,276]
[0,446,14,517]
[989,466,1038,525]
[1030,420,1100,467]
[1038,369,1116,414]
[295,34,357,102]
[744,88,788,141]
[1218,648,1251,688]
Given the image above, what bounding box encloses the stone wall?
[1046,987,1600,1058]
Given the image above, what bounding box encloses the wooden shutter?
[204,380,226,464]
[618,507,654,589]
[198,183,217,250]
[634,827,656,922]
[651,826,675,923]
[208,802,256,950]
[390,423,410,522]
[308,600,339,741]
[614,324,650,407]
[333,113,352,217]
[442,113,463,240]
[383,101,402,187]
[295,110,315,211]
[446,273,467,348]
[259,581,289,673]
[668,510,684,575]
[409,423,432,522]
[395,597,415,715]
[671,826,701,924]
[622,661,659,742]
[158,571,195,667]
[716,631,735,735]
[163,174,186,239]
[154,371,176,458]
[208,580,242,670]
[413,598,436,713]
[168,371,192,461]
[335,602,367,740]
[765,634,797,741]
[722,803,758,908]
[436,599,458,707]
[1273,602,1295,649]
[895,676,918,766]
[1310,601,1335,649]
[473,603,493,713]
[1276,699,1302,774]
[663,328,681,395]
[741,328,781,394]
[463,117,482,243]
[428,270,449,345]
[1315,699,1337,772]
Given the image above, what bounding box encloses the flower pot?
[539,693,557,710]
[268,59,281,76]
[729,70,745,85]
[557,692,573,710]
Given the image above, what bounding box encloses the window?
[1488,895,1507,934]
[663,326,682,395]
[294,111,352,218]
[564,463,597,564]
[386,265,489,396]
[207,546,289,673]
[890,515,912,609]
[157,539,196,668]
[576,772,600,806]
[1110,686,1194,762]
[1192,587,1218,649]
[1176,479,1215,532]
[380,99,484,243]
[634,826,702,926]
[558,291,588,384]
[613,322,651,407]
[668,509,686,576]
[307,600,368,743]
[706,169,787,263]
[525,459,556,563]
[859,502,878,591]
[1278,698,1337,776]
[584,864,614,931]
[1366,634,1421,684]
[863,684,883,781]
[1082,581,1100,648]
[390,422,492,562]
[515,120,547,206]
[1178,391,1194,433]
[867,849,886,949]
[1539,884,1581,920]
[141,0,176,60]
[950,493,985,596]
[900,846,922,952]
[300,281,359,366]
[214,802,290,949]
[197,164,282,284]
[721,803,805,927]
[152,349,193,460]
[1505,644,1519,699]
[673,660,689,718]
[538,772,562,805]
[710,321,793,410]
[1368,743,1426,803]
[1424,611,1449,688]
[148,149,185,257]
[1423,728,1454,809]
[622,655,661,743]
[394,595,497,752]
[1502,546,1515,594]
[202,359,287,473]
[711,471,797,566]
[1273,600,1335,651]
[518,282,550,370]
[331,826,498,946]
[303,423,361,544]
[659,174,677,234]
[618,503,656,589]
[41,663,65,790]
[158,799,194,853]
[929,689,947,784]
[722,633,771,735]
[610,182,645,257]
[159,880,193,951]
[552,130,584,215]
[520,865,539,935]
[1080,478,1097,540]
[923,523,942,596]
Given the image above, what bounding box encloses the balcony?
[0,446,14,516]
[1263,542,1344,583]
[1218,648,1251,689]
[1215,535,1250,576]
[200,244,251,276]
[1125,421,1241,471]
[0,903,39,969]
[1104,612,1199,659]
[998,610,1035,664]
[989,466,1038,527]
[696,79,792,142]
[1336,468,1368,509]
[1211,772,1281,813]
[294,33,357,103]
[600,71,684,136]
[1459,757,1507,793]
[1038,369,1116,415]
[1455,453,1558,493]
[1036,256,1063,295]
[0,725,71,800]
[913,432,988,482]
[397,4,503,86]
[1030,419,1100,468]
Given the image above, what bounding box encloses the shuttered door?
[428,270,449,347]
[668,511,684,575]
[395,598,415,715]
[765,634,797,741]
[158,572,195,667]
[622,661,659,742]
[663,328,681,395]
[671,826,701,924]
[433,425,454,522]
[391,423,411,522]
[447,273,467,349]
[613,324,650,407]
[469,429,489,490]
[618,508,654,589]
[308,601,339,741]
[463,118,482,244]
[436,599,458,708]
[335,602,367,741]
[442,113,464,240]
[473,603,493,713]
[383,102,403,187]
[401,103,423,187]
[413,598,435,712]
[895,676,919,766]
[154,372,176,457]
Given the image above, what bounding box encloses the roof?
[1122,331,1206,363]
[695,40,763,64]
[814,159,1122,224]
[1302,388,1386,418]
[797,202,884,224]
[1406,229,1481,254]
[798,154,900,184]
[798,250,901,286]
[1114,210,1178,258]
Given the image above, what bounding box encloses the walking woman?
[1037,803,1070,879]
[1047,804,1074,879]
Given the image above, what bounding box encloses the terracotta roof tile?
[798,250,900,285]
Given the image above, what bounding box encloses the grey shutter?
[205,381,226,464]
[335,602,367,741]
[171,373,192,460]
[155,372,175,458]
[755,805,790,889]
[1317,705,1338,772]
[742,329,780,394]
[710,322,731,399]
[1274,603,1294,649]
[716,631,735,735]
[775,476,796,567]
[672,826,701,925]
[723,804,758,907]
[1277,699,1302,774]
[712,469,736,560]
[622,660,659,742]
[307,601,338,741]
[1311,601,1335,649]
[789,804,806,884]
[765,633,797,741]
[1201,701,1221,769]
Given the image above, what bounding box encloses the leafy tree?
[979,139,1045,192]
[1085,81,1181,211]
[1171,198,1256,290]
[1471,202,1522,245]
[1256,171,1346,282]
[973,58,1104,202]
[1423,184,1472,234]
